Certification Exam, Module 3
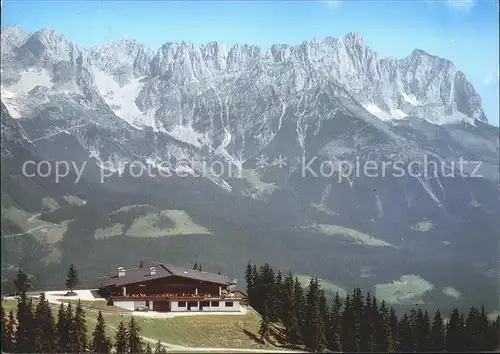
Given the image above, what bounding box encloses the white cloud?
[446,0,476,11]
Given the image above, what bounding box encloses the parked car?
[135,306,149,312]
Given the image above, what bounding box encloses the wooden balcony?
[110,291,245,301]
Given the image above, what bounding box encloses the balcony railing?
[110,292,245,300]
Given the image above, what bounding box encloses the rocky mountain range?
[1,25,499,314]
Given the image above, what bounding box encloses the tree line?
[1,269,168,354]
[246,262,500,352]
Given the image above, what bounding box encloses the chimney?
[149,265,156,276]
[117,267,126,277]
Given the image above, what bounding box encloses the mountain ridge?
[1,25,487,126]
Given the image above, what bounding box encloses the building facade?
[99,263,244,313]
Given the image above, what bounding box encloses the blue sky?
[2,0,499,126]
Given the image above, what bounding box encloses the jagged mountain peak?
[0,25,489,125]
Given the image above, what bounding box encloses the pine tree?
[65,264,80,294]
[446,308,464,352]
[128,316,143,353]
[13,267,31,294]
[341,293,354,351]
[3,309,16,353]
[430,309,445,352]
[56,302,70,352]
[73,300,88,352]
[154,339,167,354]
[326,292,342,352]
[304,278,326,352]
[477,305,490,351]
[282,271,300,344]
[193,262,198,270]
[398,313,414,352]
[416,309,431,352]
[145,342,153,354]
[34,292,57,353]
[293,276,306,338]
[139,260,144,268]
[66,302,76,353]
[389,306,399,350]
[489,315,500,351]
[1,304,12,353]
[115,321,129,353]
[92,311,111,353]
[375,300,393,352]
[245,262,255,307]
[274,270,284,323]
[15,292,35,353]
[361,291,376,352]
[258,302,271,342]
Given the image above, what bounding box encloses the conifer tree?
[304,278,326,352]
[375,300,393,352]
[154,339,167,354]
[430,309,445,352]
[293,276,306,336]
[3,309,16,353]
[274,270,284,323]
[326,292,342,352]
[139,260,144,268]
[446,308,464,352]
[282,271,300,344]
[13,267,31,294]
[65,264,79,294]
[389,306,398,349]
[341,293,354,351]
[145,342,153,354]
[258,302,271,342]
[1,304,12,353]
[15,292,35,353]
[128,316,143,353]
[66,302,76,353]
[92,310,111,353]
[115,321,129,353]
[34,292,57,353]
[489,315,500,351]
[56,302,70,352]
[71,300,88,352]
[397,313,414,352]
[416,309,431,352]
[361,291,376,352]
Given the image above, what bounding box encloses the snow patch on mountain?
[93,70,148,127]
[364,103,408,122]
[401,92,419,106]
[8,69,53,94]
[167,125,211,148]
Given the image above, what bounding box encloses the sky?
[2,0,499,126]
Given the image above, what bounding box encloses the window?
[211,301,219,307]
[200,301,210,307]
[225,301,233,307]
[178,301,186,307]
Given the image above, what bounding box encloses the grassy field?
[306,223,396,248]
[375,275,434,305]
[295,274,347,298]
[2,206,71,244]
[2,300,281,350]
[95,206,210,239]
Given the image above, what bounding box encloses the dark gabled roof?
[99,263,235,288]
